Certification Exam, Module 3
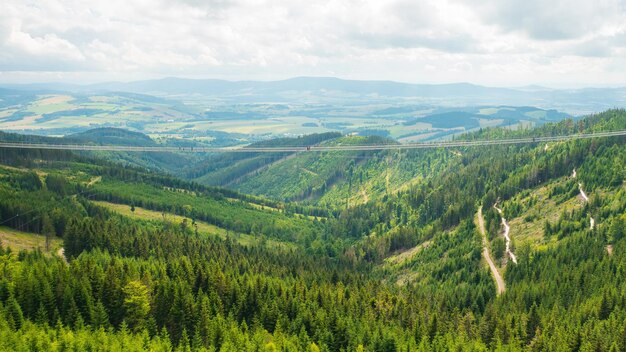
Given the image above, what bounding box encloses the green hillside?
[186,132,342,186]
[189,133,441,208]
[70,127,157,146]
[0,109,624,350]
[0,127,204,174]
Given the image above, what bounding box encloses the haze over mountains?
[1,76,590,146]
[3,76,626,113]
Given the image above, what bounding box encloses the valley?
[4,0,626,349]
[0,107,624,350]
[0,79,586,146]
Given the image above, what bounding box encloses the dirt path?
[578,183,589,202]
[494,203,518,264]
[576,173,595,230]
[57,247,67,263]
[477,207,506,295]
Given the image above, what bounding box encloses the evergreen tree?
[123,281,151,333]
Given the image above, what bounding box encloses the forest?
[0,109,624,351]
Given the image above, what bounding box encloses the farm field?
[0,90,572,145]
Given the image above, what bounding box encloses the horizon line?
[3,75,626,91]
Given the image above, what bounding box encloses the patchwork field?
[0,91,572,144]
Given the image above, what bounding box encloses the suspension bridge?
[0,130,625,153]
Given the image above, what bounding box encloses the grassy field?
[91,200,293,249]
[0,92,456,139]
[506,177,583,248]
[93,200,228,235]
[0,226,63,255]
[384,240,432,267]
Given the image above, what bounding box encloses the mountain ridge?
[4,76,626,96]
[3,76,625,112]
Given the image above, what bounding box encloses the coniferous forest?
[0,110,625,351]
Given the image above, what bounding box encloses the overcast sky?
[1,0,626,87]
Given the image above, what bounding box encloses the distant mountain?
[70,128,156,147]
[84,77,523,100]
[401,106,570,132]
[3,77,625,113]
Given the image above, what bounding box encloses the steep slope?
[227,135,458,207]
[476,206,506,295]
[0,155,326,250]
[205,108,571,207]
[68,127,204,172]
[0,109,625,350]
[185,132,342,186]
[349,109,624,255]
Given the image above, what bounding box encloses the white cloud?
[0,0,625,86]
[465,0,625,40]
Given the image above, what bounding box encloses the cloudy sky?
[1,0,626,87]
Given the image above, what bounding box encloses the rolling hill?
[4,77,625,113]
[1,78,590,146]
[0,109,624,350]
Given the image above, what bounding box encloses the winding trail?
[477,207,506,295]
[578,177,605,249]
[494,203,518,264]
[578,183,589,202]
[575,170,595,230]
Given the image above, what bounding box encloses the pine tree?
[177,328,191,352]
[35,302,48,325]
[526,303,540,344]
[6,295,24,330]
[123,280,151,333]
[599,293,612,320]
[92,300,110,329]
